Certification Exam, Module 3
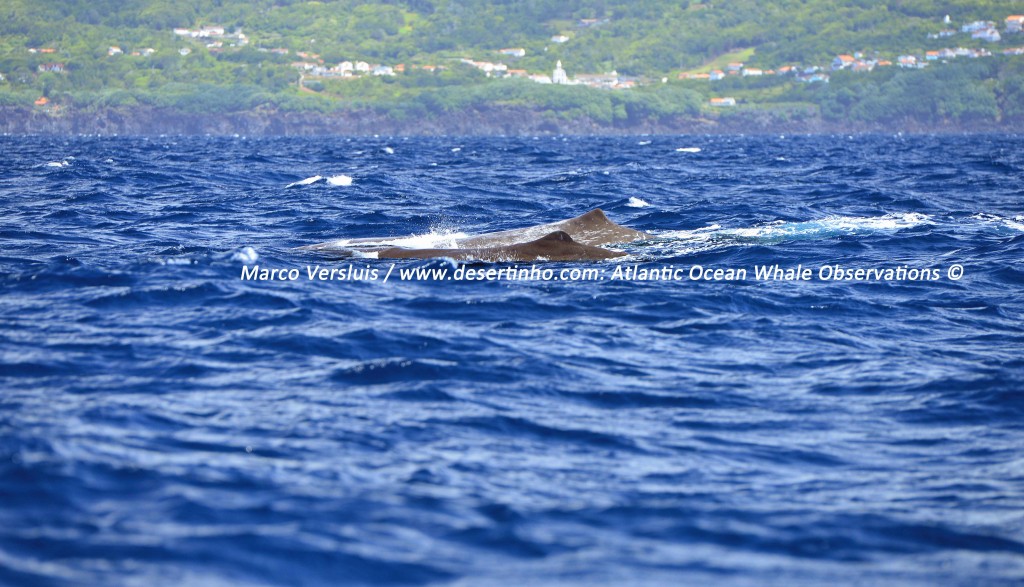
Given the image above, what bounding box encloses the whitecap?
[627,197,651,208]
[638,140,652,146]
[45,160,70,168]
[451,147,462,152]
[286,175,323,188]
[971,213,1024,232]
[327,174,353,187]
[675,147,701,153]
[722,213,931,241]
[160,257,196,266]
[232,246,259,264]
[326,230,469,250]
[383,146,395,155]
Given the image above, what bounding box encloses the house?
[725,62,743,73]
[852,61,874,72]
[1008,16,1024,33]
[34,96,49,106]
[40,48,56,54]
[179,48,191,56]
[108,46,123,56]
[199,25,225,37]
[140,48,156,56]
[575,72,619,89]
[339,61,353,73]
[972,28,1001,42]
[797,72,829,83]
[355,61,370,72]
[925,51,940,60]
[173,28,190,36]
[897,55,918,68]
[831,54,855,70]
[877,60,893,67]
[709,97,736,107]
[709,69,725,80]
[551,35,569,43]
[962,21,994,33]
[507,69,528,78]
[938,48,957,59]
[372,65,395,76]
[500,48,526,58]
[37,63,65,73]
[529,74,552,84]
[741,67,763,76]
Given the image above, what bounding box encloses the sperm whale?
[300,209,647,261]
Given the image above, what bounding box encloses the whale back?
[377,230,625,261]
[456,209,647,248]
[299,208,644,260]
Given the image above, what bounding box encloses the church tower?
[552,60,568,84]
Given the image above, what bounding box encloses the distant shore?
[1,106,1020,136]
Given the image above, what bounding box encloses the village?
[18,13,1024,110]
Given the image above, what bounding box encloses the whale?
[377,230,625,261]
[299,208,648,261]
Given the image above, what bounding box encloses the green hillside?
[2,0,1023,128]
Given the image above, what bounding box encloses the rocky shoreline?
[1,106,1019,136]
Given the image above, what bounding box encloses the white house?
[551,35,569,43]
[355,61,370,72]
[499,48,526,58]
[108,46,123,56]
[972,28,1001,42]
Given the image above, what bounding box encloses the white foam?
[327,174,353,187]
[286,175,323,188]
[675,147,702,153]
[45,160,70,168]
[971,213,1024,232]
[232,246,259,264]
[451,147,462,152]
[383,146,395,155]
[724,213,931,240]
[638,140,652,146]
[627,197,651,208]
[160,257,195,266]
[326,230,470,250]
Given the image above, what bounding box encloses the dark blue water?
[2,134,1023,586]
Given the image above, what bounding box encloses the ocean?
[1,134,1022,586]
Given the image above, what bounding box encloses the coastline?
[1,105,1020,136]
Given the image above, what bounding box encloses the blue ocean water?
[1,133,1023,586]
